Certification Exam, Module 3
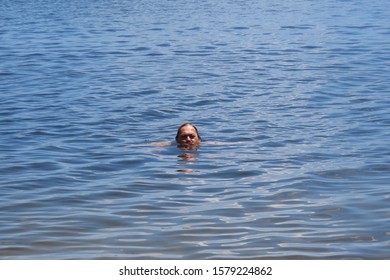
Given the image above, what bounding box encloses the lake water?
[1,0,389,259]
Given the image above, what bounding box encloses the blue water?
[1,0,389,259]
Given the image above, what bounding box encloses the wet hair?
[175,123,202,142]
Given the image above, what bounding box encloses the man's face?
[177,125,200,146]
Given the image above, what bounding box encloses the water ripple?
[1,0,389,259]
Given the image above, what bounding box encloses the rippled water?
[1,0,389,259]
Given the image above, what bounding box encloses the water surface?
[1,0,389,259]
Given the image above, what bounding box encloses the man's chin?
[178,143,199,151]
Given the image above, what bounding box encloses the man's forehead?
[180,126,196,132]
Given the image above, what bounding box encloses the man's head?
[175,123,201,148]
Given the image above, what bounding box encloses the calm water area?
[1,0,389,259]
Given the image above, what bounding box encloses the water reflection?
[177,145,199,173]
